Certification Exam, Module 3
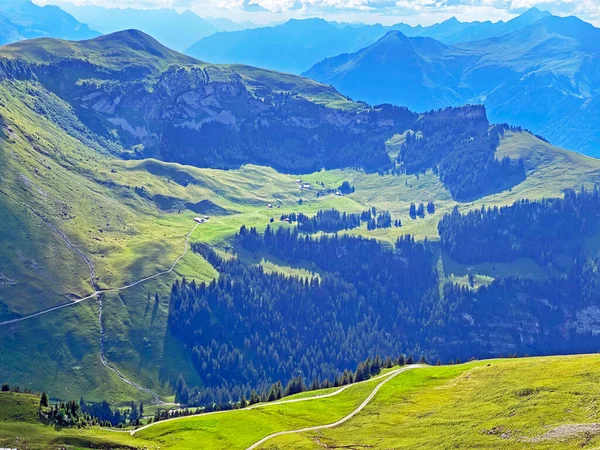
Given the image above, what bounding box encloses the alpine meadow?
[1,1,600,449]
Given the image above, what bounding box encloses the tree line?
[167,229,438,406]
[0,383,142,428]
[397,106,525,200]
[279,207,393,233]
[438,188,600,265]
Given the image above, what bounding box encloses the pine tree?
[249,390,260,405]
[409,203,416,219]
[40,392,49,408]
[427,201,435,214]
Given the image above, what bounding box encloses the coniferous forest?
[398,107,526,200]
[166,192,600,406]
[438,188,600,264]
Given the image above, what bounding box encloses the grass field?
[263,355,600,449]
[2,355,600,449]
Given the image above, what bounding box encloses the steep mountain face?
[0,0,98,44]
[59,4,221,52]
[304,31,470,112]
[0,30,420,174]
[305,15,600,156]
[0,31,531,193]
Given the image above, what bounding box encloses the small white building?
[194,218,205,224]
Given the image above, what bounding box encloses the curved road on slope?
[127,365,423,437]
[0,189,198,403]
[0,204,199,327]
[245,365,422,450]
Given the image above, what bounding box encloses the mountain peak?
[0,29,197,73]
[93,28,166,49]
[510,7,552,25]
[96,28,152,41]
[284,17,332,29]
[443,16,460,24]
[381,29,409,40]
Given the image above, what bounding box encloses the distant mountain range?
[305,14,600,156]
[0,0,98,45]
[185,18,390,74]
[58,4,259,52]
[0,1,260,51]
[184,8,551,74]
[393,7,552,44]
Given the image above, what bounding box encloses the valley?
[0,10,599,448]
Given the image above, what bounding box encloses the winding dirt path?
[0,189,198,403]
[128,365,423,437]
[245,365,420,450]
[0,190,199,327]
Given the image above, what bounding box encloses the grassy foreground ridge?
[1,355,600,449]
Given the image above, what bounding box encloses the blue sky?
[40,0,600,26]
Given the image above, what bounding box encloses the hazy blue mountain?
[204,16,260,32]
[59,4,221,51]
[184,9,553,74]
[303,31,467,111]
[394,8,551,43]
[305,15,600,156]
[185,18,391,74]
[0,0,98,44]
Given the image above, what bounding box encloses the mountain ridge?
[0,0,99,45]
[184,8,557,74]
[305,14,600,155]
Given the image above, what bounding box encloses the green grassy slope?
[0,29,197,72]
[266,355,600,449]
[0,71,361,404]
[2,355,600,449]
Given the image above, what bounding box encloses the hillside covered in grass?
[2,355,600,449]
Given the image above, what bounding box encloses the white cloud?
[37,0,600,26]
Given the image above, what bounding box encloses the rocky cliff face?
[2,56,419,172]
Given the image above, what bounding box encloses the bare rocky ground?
[527,423,600,443]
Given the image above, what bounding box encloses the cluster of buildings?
[296,179,312,190]
[194,216,210,224]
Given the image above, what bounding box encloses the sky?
[37,0,600,26]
